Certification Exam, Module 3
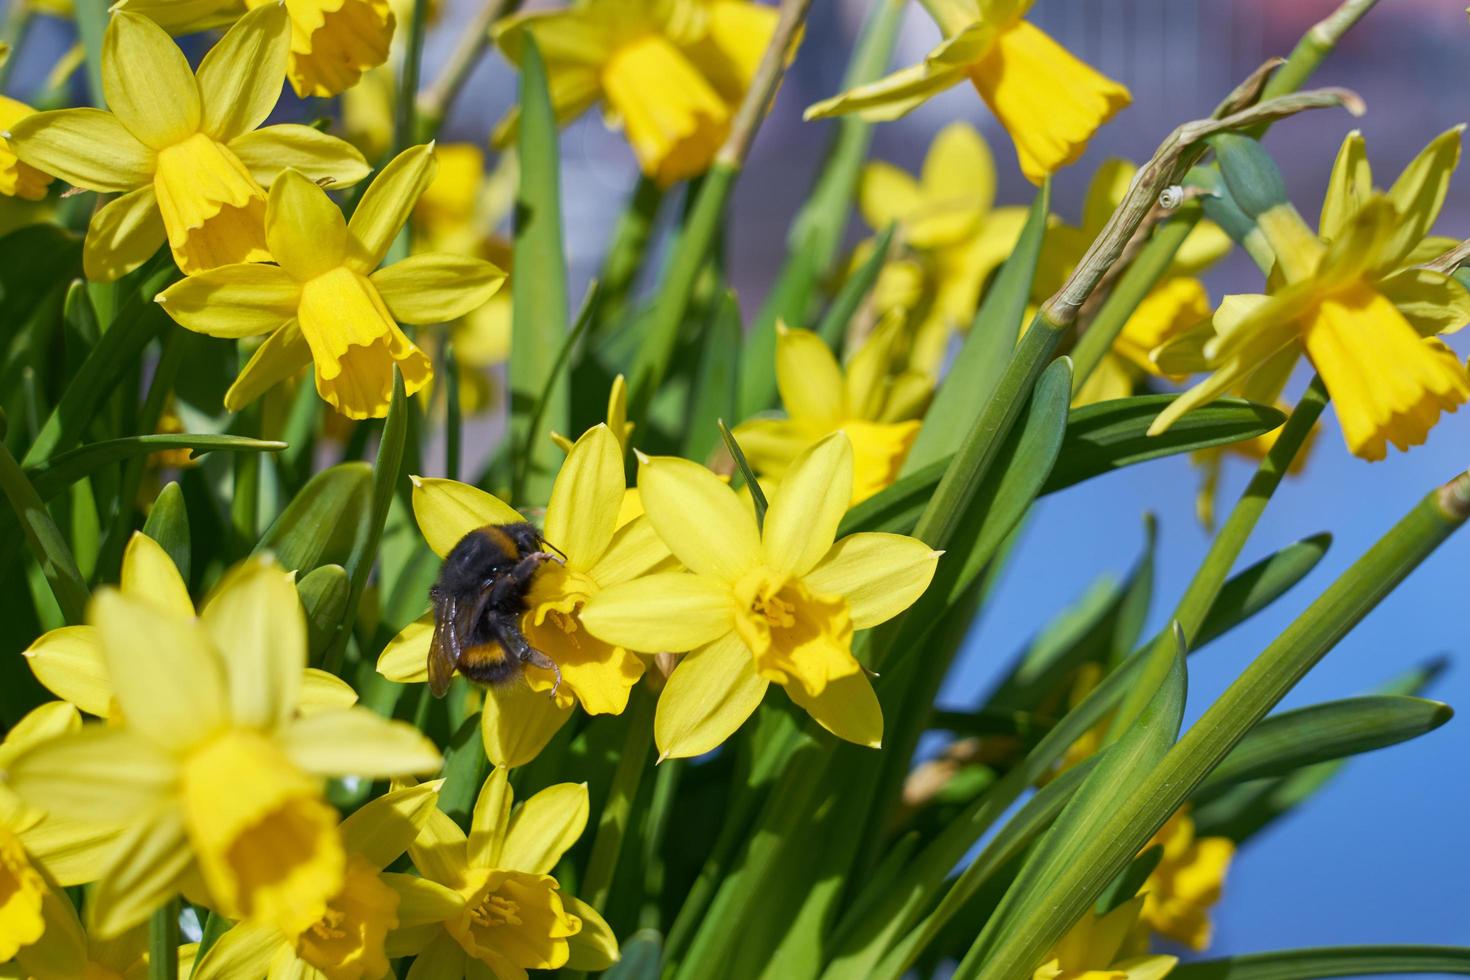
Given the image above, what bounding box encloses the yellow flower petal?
[761,432,853,578]
[340,781,443,870]
[585,515,673,587]
[804,60,965,123]
[1377,267,1470,337]
[109,0,242,32]
[190,919,281,980]
[775,325,846,426]
[562,894,619,971]
[92,588,228,748]
[733,573,857,697]
[348,143,437,272]
[404,930,467,979]
[500,782,588,875]
[156,262,301,339]
[857,160,922,234]
[0,827,47,959]
[228,123,372,189]
[579,572,734,653]
[370,253,506,325]
[383,872,464,929]
[1381,125,1463,271]
[804,532,939,629]
[637,455,760,583]
[602,34,730,186]
[297,265,433,420]
[102,12,201,150]
[910,121,993,247]
[23,625,111,717]
[410,476,524,559]
[784,667,882,748]
[1319,129,1370,242]
[10,882,87,978]
[407,805,470,891]
[694,0,778,101]
[281,708,443,777]
[196,2,290,143]
[153,133,271,274]
[844,419,921,503]
[120,530,193,618]
[82,183,166,284]
[276,0,396,99]
[266,168,349,281]
[467,767,511,871]
[969,20,1130,184]
[522,572,645,715]
[0,701,81,758]
[199,556,304,730]
[378,614,433,683]
[297,667,359,714]
[482,681,574,769]
[7,107,155,192]
[224,319,313,413]
[654,632,767,760]
[544,424,624,571]
[0,97,55,201]
[87,799,193,938]
[17,813,125,889]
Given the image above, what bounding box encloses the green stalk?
[74,0,106,107]
[579,687,655,912]
[0,438,88,624]
[965,469,1470,979]
[393,0,431,156]
[148,899,179,980]
[1261,0,1380,100]
[417,0,522,138]
[593,176,664,332]
[186,909,229,979]
[230,404,262,560]
[444,343,462,482]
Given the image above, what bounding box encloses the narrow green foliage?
[141,481,190,584]
[814,223,895,352]
[298,564,352,665]
[147,899,179,980]
[515,281,600,499]
[718,419,767,529]
[0,437,88,623]
[28,435,287,502]
[255,463,372,573]
[683,290,742,461]
[1172,946,1470,979]
[1196,533,1332,647]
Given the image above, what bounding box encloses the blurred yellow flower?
[3,556,442,938]
[734,321,928,503]
[580,433,940,759]
[1139,809,1234,951]
[1151,129,1470,461]
[806,0,1129,183]
[5,7,369,280]
[385,769,618,978]
[378,424,671,766]
[857,122,1028,375]
[114,0,396,98]
[156,144,506,420]
[494,0,778,185]
[1033,896,1176,980]
[0,97,52,201]
[192,782,445,980]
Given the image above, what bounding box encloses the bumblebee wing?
[427,597,456,699]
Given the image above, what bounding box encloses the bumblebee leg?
[500,625,563,699]
[486,552,555,607]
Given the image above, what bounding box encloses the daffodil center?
[310,906,348,940]
[732,571,860,698]
[472,892,523,928]
[750,591,797,630]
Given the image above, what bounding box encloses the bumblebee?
[427,521,561,698]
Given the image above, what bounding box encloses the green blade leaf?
[297,564,351,665]
[682,290,742,462]
[718,420,767,528]
[0,438,88,624]
[514,280,599,498]
[815,223,895,353]
[1171,946,1470,980]
[254,462,372,573]
[1196,532,1331,647]
[28,434,287,502]
[140,481,190,585]
[510,35,570,503]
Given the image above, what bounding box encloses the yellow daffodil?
[192,781,444,980]
[1138,809,1233,951]
[1151,129,1470,460]
[733,322,928,503]
[385,769,618,978]
[155,144,506,420]
[378,424,671,766]
[5,7,370,281]
[857,122,1028,374]
[805,0,1129,183]
[114,0,396,98]
[0,97,51,201]
[3,556,443,938]
[23,531,358,720]
[494,0,778,186]
[1033,896,1177,980]
[580,432,940,759]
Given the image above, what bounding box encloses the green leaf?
[141,481,190,586]
[0,438,88,624]
[514,281,599,499]
[739,0,905,416]
[904,181,1049,474]
[1171,947,1470,980]
[1095,844,1162,916]
[605,928,664,980]
[510,35,570,503]
[1194,695,1452,798]
[297,564,351,665]
[815,223,895,353]
[254,462,371,574]
[438,711,488,830]
[593,177,664,333]
[718,420,766,528]
[28,434,287,502]
[682,290,742,462]
[1195,533,1331,647]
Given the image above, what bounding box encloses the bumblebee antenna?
[541,537,568,561]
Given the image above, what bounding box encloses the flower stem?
[1262,0,1381,100]
[417,0,522,138]
[393,0,432,156]
[580,686,655,911]
[148,899,179,980]
[444,342,462,482]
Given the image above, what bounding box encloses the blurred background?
[5,0,1469,960]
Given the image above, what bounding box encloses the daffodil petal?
[909,121,993,246]
[410,477,524,559]
[224,320,313,413]
[23,626,111,717]
[377,614,432,683]
[8,108,155,192]
[804,532,939,629]
[585,515,672,587]
[579,572,733,653]
[804,60,965,123]
[1377,267,1470,337]
[762,432,854,578]
[297,668,359,713]
[370,253,506,324]
[562,894,619,971]
[775,326,846,426]
[382,873,465,928]
[544,424,623,570]
[155,263,299,339]
[229,124,372,189]
[195,3,290,143]
[103,13,201,149]
[83,183,166,283]
[281,708,442,778]
[119,531,193,618]
[1381,125,1463,270]
[857,160,921,234]
[266,169,349,280]
[190,920,281,980]
[655,633,766,761]
[637,455,760,583]
[481,682,573,769]
[467,767,511,870]
[408,805,469,890]
[92,588,228,747]
[340,781,443,870]
[1319,130,1369,242]
[0,701,80,754]
[784,668,882,748]
[199,556,304,729]
[349,143,437,271]
[16,816,125,888]
[88,799,192,938]
[501,782,588,875]
[5,725,174,823]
